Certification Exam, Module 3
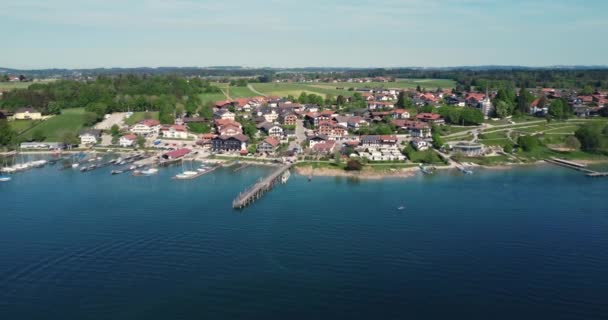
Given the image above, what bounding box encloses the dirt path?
[247,84,267,97]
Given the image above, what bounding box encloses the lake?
[1,163,607,319]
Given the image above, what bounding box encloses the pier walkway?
[545,158,608,177]
[232,164,291,209]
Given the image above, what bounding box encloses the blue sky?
[2,0,607,68]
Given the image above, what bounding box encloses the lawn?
[18,108,88,142]
[124,111,159,125]
[199,92,228,106]
[225,86,259,98]
[9,120,41,134]
[454,155,512,166]
[249,83,340,98]
[313,78,455,90]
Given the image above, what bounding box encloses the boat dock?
[545,158,608,177]
[232,164,291,209]
[173,165,220,180]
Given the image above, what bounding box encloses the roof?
[312,141,336,152]
[79,129,101,136]
[122,134,137,141]
[262,136,280,147]
[15,107,38,113]
[162,125,187,132]
[164,148,191,158]
[138,119,160,127]
[215,134,249,142]
[416,113,442,121]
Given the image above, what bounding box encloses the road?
[94,112,127,130]
[289,119,306,151]
[247,84,267,97]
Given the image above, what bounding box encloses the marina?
[545,157,608,177]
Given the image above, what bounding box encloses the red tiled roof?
[139,119,160,127]
[164,148,191,158]
[122,134,137,141]
[263,136,280,147]
[416,113,442,121]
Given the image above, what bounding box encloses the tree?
[187,122,211,134]
[494,100,510,119]
[32,130,46,142]
[416,85,422,93]
[0,120,16,147]
[575,124,603,152]
[564,136,581,150]
[503,144,513,153]
[460,108,484,125]
[61,132,80,147]
[517,135,540,152]
[580,85,594,96]
[548,99,570,120]
[110,124,120,137]
[431,126,444,149]
[345,159,362,171]
[136,135,146,148]
[336,95,347,106]
[517,88,534,114]
[83,112,99,127]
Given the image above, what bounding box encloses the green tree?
[460,108,484,125]
[517,88,534,114]
[0,120,16,147]
[580,85,594,96]
[575,124,603,152]
[564,136,581,150]
[336,95,347,106]
[494,100,510,118]
[110,124,120,137]
[61,132,80,147]
[136,135,146,148]
[83,112,99,127]
[187,122,211,134]
[517,135,540,152]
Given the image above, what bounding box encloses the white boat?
[0,176,11,182]
[1,167,16,173]
[72,163,79,168]
[197,168,206,172]
[128,165,137,171]
[175,173,188,179]
[141,168,158,175]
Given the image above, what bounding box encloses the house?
[215,119,243,136]
[214,109,235,121]
[416,113,445,125]
[392,109,410,119]
[411,138,430,151]
[312,141,336,154]
[212,134,249,152]
[367,101,395,110]
[260,122,284,138]
[130,119,161,136]
[279,113,298,126]
[162,148,191,160]
[530,98,548,115]
[257,136,280,154]
[308,135,329,148]
[161,125,189,139]
[347,116,368,130]
[259,108,279,122]
[119,134,137,147]
[196,133,217,150]
[79,129,101,145]
[360,135,398,148]
[14,107,42,120]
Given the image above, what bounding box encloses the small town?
[2,74,608,183]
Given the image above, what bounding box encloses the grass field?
[0,79,57,91]
[225,86,258,98]
[124,111,159,125]
[9,120,40,134]
[198,93,228,106]
[17,108,88,141]
[249,79,455,99]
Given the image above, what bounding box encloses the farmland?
[0,79,57,91]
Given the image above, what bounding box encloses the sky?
[2,0,607,69]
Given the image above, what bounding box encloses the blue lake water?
[1,163,607,319]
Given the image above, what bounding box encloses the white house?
[130,119,161,136]
[119,134,137,147]
[79,129,101,145]
[411,138,430,151]
[261,123,284,138]
[214,110,235,121]
[161,125,189,139]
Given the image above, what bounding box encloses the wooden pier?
[545,158,608,177]
[232,164,292,209]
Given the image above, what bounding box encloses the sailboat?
[0,176,11,182]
